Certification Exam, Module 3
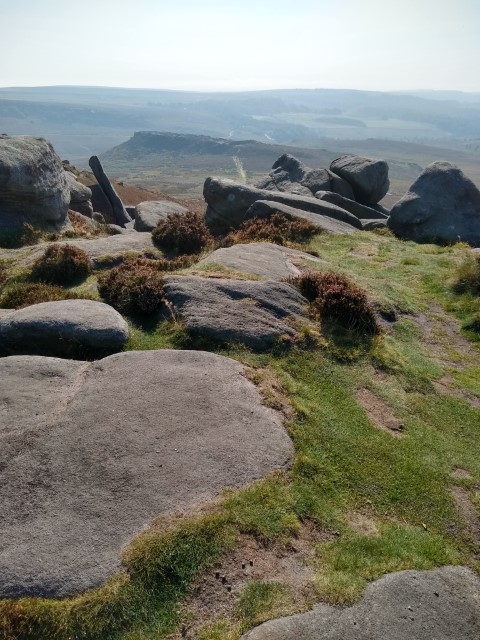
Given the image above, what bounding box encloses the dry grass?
[0,282,85,309]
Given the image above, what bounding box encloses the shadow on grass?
[320,319,378,361]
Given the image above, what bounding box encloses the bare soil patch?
[450,468,474,481]
[356,388,404,437]
[450,486,480,547]
[345,511,380,537]
[433,376,480,409]
[414,304,475,368]
[180,521,332,638]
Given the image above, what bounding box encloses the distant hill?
[2,85,480,161]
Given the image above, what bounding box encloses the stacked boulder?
[0,135,70,230]
[204,153,390,234]
[387,161,480,246]
[64,170,94,217]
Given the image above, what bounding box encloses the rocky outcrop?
[0,300,129,358]
[88,155,131,227]
[0,350,293,597]
[241,566,480,640]
[245,201,359,234]
[315,191,388,220]
[330,154,390,205]
[255,154,354,199]
[0,135,70,229]
[134,200,189,231]
[163,276,309,349]
[203,177,363,233]
[387,162,480,246]
[65,171,93,217]
[200,242,325,280]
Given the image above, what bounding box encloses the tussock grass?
[0,282,87,309]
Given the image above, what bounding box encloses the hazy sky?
[1,0,479,92]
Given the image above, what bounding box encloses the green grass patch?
[2,231,480,639]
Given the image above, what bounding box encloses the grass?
[0,282,88,309]
[1,230,480,639]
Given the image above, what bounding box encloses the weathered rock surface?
[134,200,189,231]
[0,135,70,228]
[204,177,363,233]
[89,155,131,227]
[330,155,390,205]
[164,276,308,349]
[201,242,325,280]
[246,201,359,235]
[255,154,354,200]
[388,162,480,246]
[0,300,129,358]
[242,566,480,640]
[65,171,93,217]
[315,191,388,220]
[0,350,293,597]
[363,219,388,231]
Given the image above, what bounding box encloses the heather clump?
[97,257,165,314]
[30,244,91,285]
[227,212,318,246]
[152,211,213,255]
[291,271,379,335]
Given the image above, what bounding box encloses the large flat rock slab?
[201,242,326,280]
[0,299,129,358]
[0,350,293,598]
[242,566,480,640]
[164,276,309,349]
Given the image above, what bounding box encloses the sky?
[1,0,479,92]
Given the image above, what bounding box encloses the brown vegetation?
[30,244,91,285]
[291,271,380,335]
[97,257,165,314]
[227,213,318,246]
[152,211,213,255]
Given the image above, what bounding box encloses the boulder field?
[0,350,293,598]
